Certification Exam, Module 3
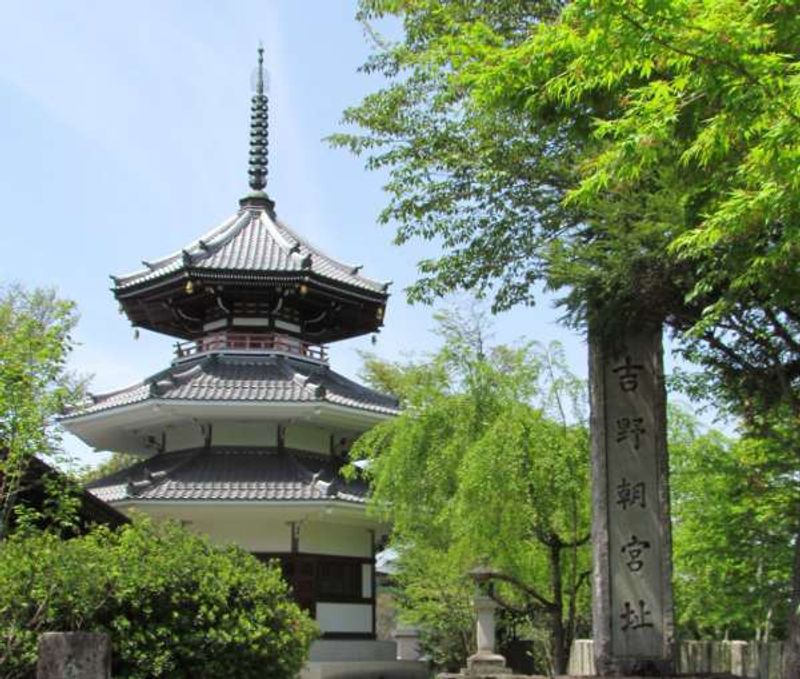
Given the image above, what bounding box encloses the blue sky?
[1,2,613,467]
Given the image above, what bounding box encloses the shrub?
[0,517,317,678]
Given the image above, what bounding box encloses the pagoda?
[62,48,421,675]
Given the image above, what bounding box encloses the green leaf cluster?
[338,4,800,664]
[339,0,799,325]
[0,517,316,679]
[670,406,796,640]
[79,453,140,485]
[0,285,85,539]
[352,309,590,673]
[336,0,800,433]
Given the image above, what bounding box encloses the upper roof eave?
[111,207,390,297]
[113,267,389,305]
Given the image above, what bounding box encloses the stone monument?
[37,632,111,679]
[589,322,674,675]
[438,590,514,678]
[467,594,511,676]
[438,567,552,679]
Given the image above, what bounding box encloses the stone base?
[301,660,428,679]
[438,674,546,679]
[467,652,512,675]
[553,675,737,678]
[440,673,735,679]
[308,639,397,662]
[437,650,526,678]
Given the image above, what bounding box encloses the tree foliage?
[336,0,799,323]
[0,285,85,540]
[337,2,800,669]
[353,309,590,673]
[332,0,570,313]
[669,407,796,641]
[80,452,140,484]
[0,517,316,679]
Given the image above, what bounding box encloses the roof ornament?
[240,44,276,212]
[248,44,269,192]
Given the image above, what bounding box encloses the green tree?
[335,2,800,669]
[669,407,795,641]
[353,310,591,673]
[0,516,316,679]
[80,452,139,484]
[0,285,85,539]
[335,0,799,324]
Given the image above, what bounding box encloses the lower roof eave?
[109,498,370,511]
[108,498,386,528]
[62,398,395,431]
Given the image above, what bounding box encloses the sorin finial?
[248,43,269,192]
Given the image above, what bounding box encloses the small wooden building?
[1,453,129,533]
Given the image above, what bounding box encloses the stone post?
[37,632,111,679]
[475,595,497,655]
[589,322,674,675]
[729,640,748,677]
[466,594,510,675]
[394,627,423,661]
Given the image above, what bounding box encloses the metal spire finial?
[248,43,269,192]
[256,43,264,95]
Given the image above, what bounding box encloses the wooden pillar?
[589,321,674,675]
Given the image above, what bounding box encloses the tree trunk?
[549,542,567,675]
[785,530,800,679]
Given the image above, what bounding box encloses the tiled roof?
[86,448,369,505]
[113,207,387,294]
[63,354,399,419]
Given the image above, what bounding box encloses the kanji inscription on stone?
[590,323,674,675]
[615,478,646,511]
[621,535,651,572]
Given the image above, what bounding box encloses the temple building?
[62,48,424,678]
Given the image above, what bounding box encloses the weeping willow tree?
[351,309,590,674]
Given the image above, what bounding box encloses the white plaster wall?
[195,514,292,552]
[160,421,332,453]
[300,521,372,557]
[213,421,278,447]
[316,603,373,634]
[142,506,294,552]
[286,424,330,454]
[164,425,204,452]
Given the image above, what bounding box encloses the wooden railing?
[175,331,327,362]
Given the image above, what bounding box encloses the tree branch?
[476,569,555,610]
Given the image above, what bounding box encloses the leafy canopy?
[336,0,800,327]
[352,309,590,672]
[0,285,85,539]
[670,407,797,640]
[0,517,317,679]
[337,1,800,669]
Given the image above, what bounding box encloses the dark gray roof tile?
[63,354,399,419]
[114,209,386,294]
[86,448,368,505]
